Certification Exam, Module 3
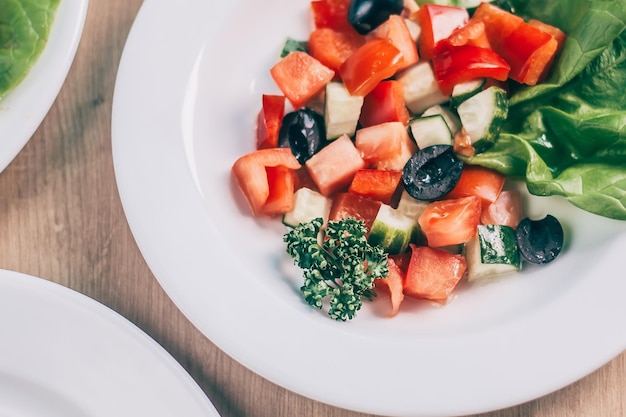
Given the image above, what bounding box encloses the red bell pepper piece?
[444,165,506,204]
[256,94,285,149]
[431,42,510,95]
[348,169,403,205]
[231,148,301,217]
[415,4,469,60]
[339,38,404,96]
[359,80,409,128]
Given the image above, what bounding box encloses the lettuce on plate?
[0,0,60,99]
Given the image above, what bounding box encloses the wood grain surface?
[0,1,623,416]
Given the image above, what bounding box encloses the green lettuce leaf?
[464,0,626,220]
[0,0,61,98]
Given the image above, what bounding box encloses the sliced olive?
[515,215,564,264]
[278,108,327,164]
[402,145,463,201]
[348,0,404,35]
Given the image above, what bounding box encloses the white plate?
[0,0,88,173]
[111,1,626,416]
[0,269,220,417]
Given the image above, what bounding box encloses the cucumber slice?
[368,204,418,255]
[450,78,485,109]
[408,115,453,149]
[324,81,364,140]
[282,187,332,228]
[466,224,521,282]
[421,104,462,134]
[396,61,448,115]
[456,86,508,153]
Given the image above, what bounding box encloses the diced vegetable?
[359,80,410,127]
[310,0,354,33]
[256,94,285,149]
[282,187,332,228]
[375,257,405,317]
[471,2,523,51]
[418,195,481,247]
[231,148,301,217]
[456,85,508,152]
[369,14,420,71]
[270,51,335,109]
[403,244,467,301]
[307,27,365,72]
[431,42,510,95]
[408,114,453,149]
[328,192,382,233]
[450,78,485,108]
[368,203,417,254]
[348,169,403,205]
[415,3,469,60]
[445,165,505,203]
[465,224,520,282]
[339,38,405,96]
[421,104,462,135]
[480,189,523,229]
[324,81,364,139]
[442,18,491,49]
[355,121,416,170]
[305,134,366,196]
[396,61,448,115]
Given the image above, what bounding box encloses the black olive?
[402,145,463,201]
[278,108,327,164]
[515,215,564,264]
[348,0,404,35]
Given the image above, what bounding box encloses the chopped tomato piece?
[310,0,354,33]
[471,2,523,51]
[359,80,410,128]
[499,21,558,85]
[431,43,510,94]
[256,94,285,149]
[442,18,491,49]
[231,148,301,217]
[403,244,467,301]
[354,121,416,171]
[339,38,404,96]
[369,15,419,71]
[445,165,505,204]
[270,51,335,109]
[419,196,481,247]
[375,257,405,317]
[307,27,365,72]
[415,4,469,59]
[328,192,382,232]
[480,189,523,229]
[348,169,403,204]
[305,134,366,196]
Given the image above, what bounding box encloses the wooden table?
[0,1,623,416]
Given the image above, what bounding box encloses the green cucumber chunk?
[466,224,520,282]
[456,86,508,153]
[368,204,418,255]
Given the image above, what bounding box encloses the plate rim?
[0,0,89,173]
[0,268,221,417]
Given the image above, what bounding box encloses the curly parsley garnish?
[283,217,389,321]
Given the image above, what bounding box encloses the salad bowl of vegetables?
[112,0,626,416]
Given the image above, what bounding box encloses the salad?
[232,0,626,320]
[0,0,60,99]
